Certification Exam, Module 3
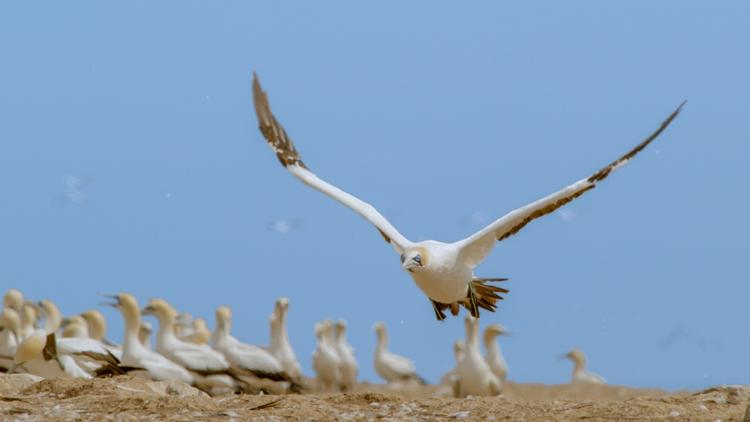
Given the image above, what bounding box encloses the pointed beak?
[559,353,571,361]
[97,293,120,308]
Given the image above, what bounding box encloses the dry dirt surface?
[1,375,749,421]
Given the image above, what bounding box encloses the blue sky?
[1,2,748,389]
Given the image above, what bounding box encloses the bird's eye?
[414,255,422,264]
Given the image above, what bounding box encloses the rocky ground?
[1,374,749,421]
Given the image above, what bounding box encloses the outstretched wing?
[252,73,413,254]
[456,102,685,268]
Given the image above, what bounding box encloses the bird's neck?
[122,310,142,352]
[483,334,501,358]
[376,332,388,352]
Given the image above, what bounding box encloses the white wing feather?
[456,102,685,268]
[253,74,413,254]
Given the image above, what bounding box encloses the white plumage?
[333,320,358,391]
[211,305,289,382]
[483,323,509,382]
[373,322,422,384]
[252,74,684,320]
[565,348,606,385]
[455,317,501,397]
[312,320,341,390]
[268,297,302,379]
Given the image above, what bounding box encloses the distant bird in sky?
[252,73,684,320]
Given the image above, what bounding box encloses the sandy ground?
[1,375,749,421]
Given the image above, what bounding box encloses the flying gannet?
[333,320,358,391]
[455,316,501,397]
[268,297,302,379]
[564,348,606,385]
[103,293,194,384]
[312,320,341,391]
[373,321,424,385]
[211,305,293,384]
[252,74,684,320]
[483,323,509,382]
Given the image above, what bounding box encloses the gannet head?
[334,320,347,339]
[216,306,232,326]
[564,348,586,366]
[400,247,429,273]
[14,329,48,364]
[275,297,289,313]
[20,303,37,329]
[484,323,508,338]
[81,310,107,341]
[453,340,465,361]
[138,321,152,345]
[61,315,89,338]
[141,299,177,324]
[3,289,24,312]
[0,308,21,337]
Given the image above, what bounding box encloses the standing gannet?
[268,297,302,378]
[312,320,341,390]
[80,310,109,342]
[19,303,38,340]
[37,300,62,334]
[103,293,194,383]
[373,322,424,384]
[455,316,501,397]
[0,308,21,371]
[564,348,606,385]
[143,299,236,392]
[483,323,509,382]
[61,316,90,338]
[333,320,358,391]
[440,340,465,386]
[139,321,153,350]
[3,289,24,312]
[252,74,684,320]
[181,318,211,345]
[211,306,292,383]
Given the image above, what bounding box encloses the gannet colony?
[1,74,686,399]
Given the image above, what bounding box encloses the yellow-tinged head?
[141,298,178,323]
[14,329,47,364]
[3,289,24,311]
[81,310,107,341]
[400,247,429,273]
[0,308,21,334]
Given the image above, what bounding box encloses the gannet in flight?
[103,293,193,384]
[483,323,509,382]
[455,316,501,397]
[312,320,341,391]
[564,348,606,385]
[268,297,302,379]
[372,321,424,385]
[333,320,358,391]
[252,74,684,320]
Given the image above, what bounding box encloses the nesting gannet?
[0,308,21,370]
[38,299,62,334]
[252,74,684,320]
[12,329,121,379]
[483,323,509,382]
[181,318,211,345]
[61,316,90,338]
[373,322,424,384]
[439,340,465,386]
[455,316,501,397]
[143,299,236,392]
[3,289,24,312]
[103,293,194,383]
[565,348,606,385]
[211,306,291,383]
[333,320,358,391]
[19,303,38,340]
[312,320,341,390]
[268,297,302,379]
